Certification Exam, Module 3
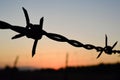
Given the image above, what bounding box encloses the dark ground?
[0,63,120,80]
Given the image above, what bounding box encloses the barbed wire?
[0,7,120,57]
[44,31,120,55]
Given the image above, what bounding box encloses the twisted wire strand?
[45,32,120,54]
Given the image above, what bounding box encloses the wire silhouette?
[97,35,118,58]
[0,7,120,58]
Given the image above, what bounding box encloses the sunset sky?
[0,0,120,69]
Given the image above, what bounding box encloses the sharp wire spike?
[97,50,104,58]
[12,34,25,39]
[97,34,108,59]
[22,7,30,27]
[112,41,118,49]
[105,34,108,47]
[32,39,38,57]
[39,17,44,31]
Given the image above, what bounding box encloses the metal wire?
[45,32,120,55]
